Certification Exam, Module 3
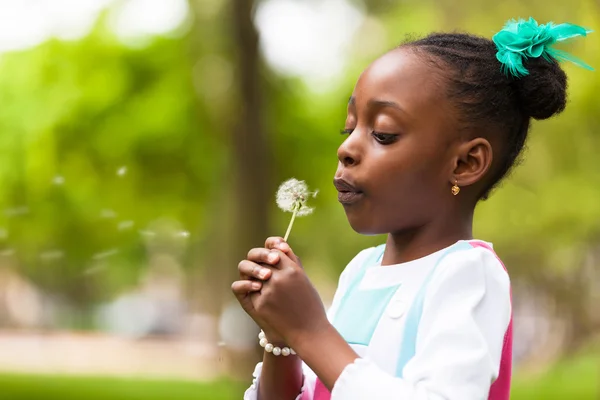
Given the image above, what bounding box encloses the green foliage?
[0,20,224,306]
[0,0,599,327]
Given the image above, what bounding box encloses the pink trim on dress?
[469,241,512,400]
[313,379,329,400]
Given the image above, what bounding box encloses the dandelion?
[276,178,318,242]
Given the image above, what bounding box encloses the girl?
[232,18,592,399]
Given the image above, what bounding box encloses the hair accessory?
[258,330,296,356]
[492,17,594,78]
[451,181,460,196]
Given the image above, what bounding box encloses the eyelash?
[340,129,398,145]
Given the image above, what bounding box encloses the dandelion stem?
[283,205,298,242]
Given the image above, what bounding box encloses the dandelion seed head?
[276,178,317,215]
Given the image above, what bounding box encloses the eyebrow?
[348,96,403,111]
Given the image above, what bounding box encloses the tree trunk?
[187,0,272,379]
[230,0,271,254]
[229,0,273,369]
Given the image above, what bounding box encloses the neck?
[382,209,474,265]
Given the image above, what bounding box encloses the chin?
[345,213,385,236]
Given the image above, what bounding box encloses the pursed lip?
[333,177,362,193]
[333,177,364,204]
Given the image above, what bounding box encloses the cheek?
[372,144,442,185]
[370,146,448,208]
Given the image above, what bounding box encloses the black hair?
[404,33,567,199]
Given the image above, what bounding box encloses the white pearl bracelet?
[258,331,296,356]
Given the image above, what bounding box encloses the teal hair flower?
[493,17,594,78]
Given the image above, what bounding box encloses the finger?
[265,237,294,255]
[231,280,261,317]
[269,249,303,271]
[231,280,262,297]
[247,247,280,266]
[265,236,285,249]
[238,260,273,280]
[276,243,302,267]
[264,237,300,264]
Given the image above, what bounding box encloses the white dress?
[244,240,511,400]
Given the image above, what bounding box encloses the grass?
[1,348,597,399]
[511,348,599,400]
[0,374,246,400]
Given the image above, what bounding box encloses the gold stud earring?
[451,180,460,196]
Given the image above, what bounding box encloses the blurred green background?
[0,0,598,398]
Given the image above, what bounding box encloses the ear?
[450,138,493,188]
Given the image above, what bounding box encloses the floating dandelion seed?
[176,231,190,239]
[118,220,134,231]
[139,230,156,238]
[100,209,117,219]
[0,248,15,257]
[4,206,29,217]
[53,176,65,185]
[117,166,127,177]
[92,249,119,260]
[83,265,106,275]
[39,250,64,261]
[276,178,318,242]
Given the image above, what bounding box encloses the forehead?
[352,48,452,121]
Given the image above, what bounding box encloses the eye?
[340,128,353,136]
[372,132,398,145]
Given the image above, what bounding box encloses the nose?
[337,130,362,167]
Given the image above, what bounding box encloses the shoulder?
[427,241,511,306]
[435,240,509,282]
[419,241,512,337]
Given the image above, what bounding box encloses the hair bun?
[514,57,568,120]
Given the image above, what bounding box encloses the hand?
[248,248,330,350]
[232,237,301,344]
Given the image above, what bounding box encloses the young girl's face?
[335,48,462,235]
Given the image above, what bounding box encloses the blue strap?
[395,241,473,377]
[363,244,386,271]
[332,244,389,345]
[343,244,386,293]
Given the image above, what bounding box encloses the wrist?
[259,330,297,357]
[290,320,336,355]
[292,323,358,390]
[260,330,287,347]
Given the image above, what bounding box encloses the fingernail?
[252,282,261,290]
[258,269,269,279]
[279,242,290,251]
[268,253,278,263]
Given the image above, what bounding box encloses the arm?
[244,246,373,399]
[299,247,511,399]
[257,347,304,400]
